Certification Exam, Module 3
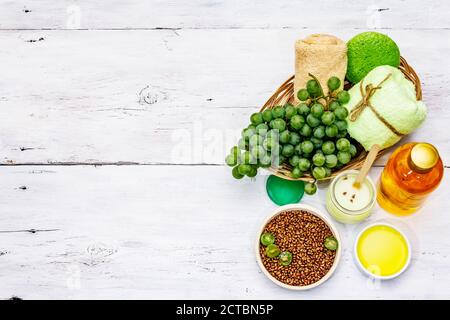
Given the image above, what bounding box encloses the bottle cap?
[266,175,304,206]
[410,143,439,171]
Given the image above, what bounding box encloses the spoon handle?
[354,144,381,188]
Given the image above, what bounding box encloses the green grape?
[313,125,326,139]
[259,154,272,168]
[285,104,297,119]
[335,120,348,131]
[325,154,338,168]
[297,89,310,101]
[298,158,311,171]
[290,114,305,130]
[238,163,252,175]
[272,106,285,119]
[250,112,263,125]
[322,141,336,155]
[311,103,325,118]
[271,118,286,132]
[328,100,340,111]
[327,76,341,91]
[337,90,350,104]
[349,144,358,157]
[312,153,326,167]
[297,103,310,116]
[258,153,272,168]
[247,165,258,178]
[242,127,256,142]
[289,132,301,145]
[282,144,295,157]
[337,151,351,164]
[334,106,349,120]
[324,236,338,251]
[336,130,348,138]
[238,138,247,150]
[249,134,264,147]
[262,109,273,122]
[289,155,301,167]
[304,182,317,195]
[255,123,269,135]
[307,114,321,128]
[232,166,244,179]
[260,232,275,246]
[279,130,291,144]
[321,111,335,125]
[251,145,265,159]
[312,166,327,180]
[306,79,323,98]
[266,244,281,258]
[230,146,240,158]
[291,167,303,179]
[325,124,339,138]
[301,140,314,154]
[299,124,312,137]
[310,137,323,149]
[263,136,276,151]
[225,154,238,167]
[279,251,293,266]
[294,144,303,156]
[244,151,256,164]
[336,138,351,151]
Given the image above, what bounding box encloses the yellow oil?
[356,225,409,277]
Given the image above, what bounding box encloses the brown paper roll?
[294,34,347,103]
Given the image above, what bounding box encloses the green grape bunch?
[225,74,358,195]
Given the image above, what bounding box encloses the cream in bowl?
[354,223,411,280]
[255,204,341,290]
[326,170,376,224]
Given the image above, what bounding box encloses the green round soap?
[266,175,305,206]
[346,32,400,83]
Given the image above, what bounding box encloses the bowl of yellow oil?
[354,223,411,280]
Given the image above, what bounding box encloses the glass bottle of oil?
[377,142,444,215]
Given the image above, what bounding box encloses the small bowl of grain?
[255,204,341,290]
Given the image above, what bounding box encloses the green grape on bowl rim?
[324,236,338,251]
[265,244,281,258]
[260,232,275,246]
[279,251,293,266]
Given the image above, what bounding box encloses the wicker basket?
[260,57,422,182]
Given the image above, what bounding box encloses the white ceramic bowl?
[255,203,341,290]
[353,222,411,280]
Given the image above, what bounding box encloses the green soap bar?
[266,175,305,206]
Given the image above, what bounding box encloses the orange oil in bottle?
[377,143,444,215]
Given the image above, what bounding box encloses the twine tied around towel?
[349,73,404,137]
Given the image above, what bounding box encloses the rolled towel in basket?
[294,34,347,103]
[344,65,427,151]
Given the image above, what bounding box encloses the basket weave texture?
[260,57,422,182]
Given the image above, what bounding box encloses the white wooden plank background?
[0,0,449,299]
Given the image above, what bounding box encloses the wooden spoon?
[353,144,381,189]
